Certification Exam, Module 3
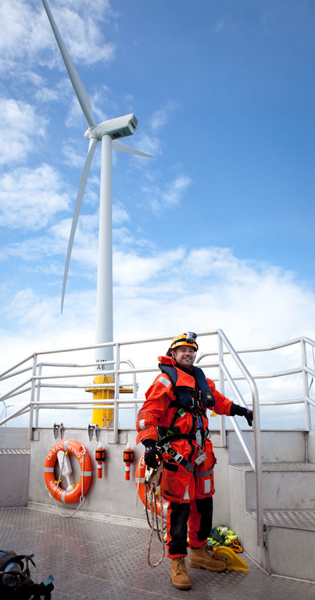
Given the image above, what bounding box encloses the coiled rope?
[146,462,166,567]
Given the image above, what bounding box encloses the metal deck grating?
[0,507,314,600]
[261,462,315,472]
[234,462,315,472]
[248,508,315,530]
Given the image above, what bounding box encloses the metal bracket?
[88,423,101,441]
[53,423,59,439]
[88,424,95,441]
[53,423,65,439]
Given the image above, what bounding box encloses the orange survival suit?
[136,354,233,558]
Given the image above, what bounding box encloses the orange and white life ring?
[135,453,168,517]
[44,440,92,504]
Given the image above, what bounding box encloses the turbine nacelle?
[84,114,138,141]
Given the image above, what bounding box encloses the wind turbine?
[42,0,153,369]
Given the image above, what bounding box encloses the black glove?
[143,440,163,469]
[230,404,253,427]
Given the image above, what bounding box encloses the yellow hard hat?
[169,332,198,353]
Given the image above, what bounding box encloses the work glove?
[230,404,254,427]
[143,440,163,469]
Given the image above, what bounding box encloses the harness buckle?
[173,452,184,464]
[167,447,183,464]
[195,452,207,465]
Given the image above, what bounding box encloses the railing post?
[252,386,264,547]
[301,339,311,431]
[113,343,120,443]
[218,329,264,547]
[217,332,226,447]
[34,363,42,428]
[133,370,138,425]
[28,353,37,440]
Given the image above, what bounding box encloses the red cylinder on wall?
[123,443,134,480]
[95,443,106,479]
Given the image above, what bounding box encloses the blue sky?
[1,0,315,427]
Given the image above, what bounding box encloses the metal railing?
[1,330,315,548]
[196,330,262,545]
[198,335,315,427]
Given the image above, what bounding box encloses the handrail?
[0,366,33,381]
[0,378,33,403]
[0,355,34,381]
[220,330,264,548]
[0,402,31,426]
[197,329,263,547]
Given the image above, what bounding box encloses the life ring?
[135,453,168,517]
[44,440,92,504]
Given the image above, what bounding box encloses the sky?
[1,0,315,429]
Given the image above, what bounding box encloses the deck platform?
[0,505,314,600]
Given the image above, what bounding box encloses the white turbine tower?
[42,0,153,370]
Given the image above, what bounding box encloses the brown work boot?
[190,543,227,572]
[170,557,192,590]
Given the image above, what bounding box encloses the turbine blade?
[112,139,154,158]
[42,0,96,129]
[61,137,98,313]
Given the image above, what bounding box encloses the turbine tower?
[42,0,153,370]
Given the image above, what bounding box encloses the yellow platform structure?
[86,375,115,428]
[86,375,133,428]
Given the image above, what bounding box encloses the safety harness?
[145,362,216,569]
[156,362,216,476]
[158,362,215,409]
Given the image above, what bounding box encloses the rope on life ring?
[44,440,92,504]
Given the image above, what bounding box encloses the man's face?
[172,345,196,369]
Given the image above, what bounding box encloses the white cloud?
[0,0,37,62]
[111,245,315,351]
[0,99,47,166]
[151,109,169,132]
[0,164,70,230]
[113,202,130,225]
[150,101,177,133]
[0,204,130,266]
[114,247,185,286]
[47,213,99,274]
[1,243,315,430]
[0,0,116,74]
[112,226,153,250]
[213,19,237,34]
[21,71,46,88]
[3,214,313,357]
[57,7,115,66]
[1,287,95,352]
[162,175,192,206]
[65,95,87,129]
[34,86,60,103]
[134,132,162,161]
[141,173,192,212]
[62,138,87,168]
